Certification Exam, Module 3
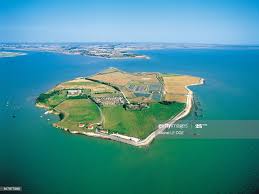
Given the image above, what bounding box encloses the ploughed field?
[36,68,201,139]
[162,74,201,102]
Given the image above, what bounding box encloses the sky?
[1,0,259,44]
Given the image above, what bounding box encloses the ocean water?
[1,49,259,194]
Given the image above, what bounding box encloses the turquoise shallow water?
[1,49,259,194]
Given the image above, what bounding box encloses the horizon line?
[1,41,259,46]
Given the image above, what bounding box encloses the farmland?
[90,68,158,86]
[162,75,202,102]
[91,68,163,103]
[36,67,202,142]
[55,78,116,93]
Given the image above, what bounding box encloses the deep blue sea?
[1,49,259,194]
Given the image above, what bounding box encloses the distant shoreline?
[0,51,26,58]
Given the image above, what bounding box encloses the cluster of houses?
[126,102,149,110]
[86,47,124,58]
[78,123,94,130]
[78,122,109,134]
[93,96,126,106]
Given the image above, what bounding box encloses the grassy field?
[36,90,68,108]
[45,90,67,107]
[54,99,101,131]
[102,102,185,139]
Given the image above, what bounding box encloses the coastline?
[41,78,204,147]
[0,51,27,58]
[85,54,150,60]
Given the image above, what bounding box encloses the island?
[36,68,204,146]
[0,43,149,59]
[0,51,26,58]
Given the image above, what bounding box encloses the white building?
[67,89,82,97]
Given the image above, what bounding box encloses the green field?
[54,99,101,131]
[102,102,185,138]
[36,89,91,108]
[38,91,186,138]
[36,90,67,108]
[45,90,67,107]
